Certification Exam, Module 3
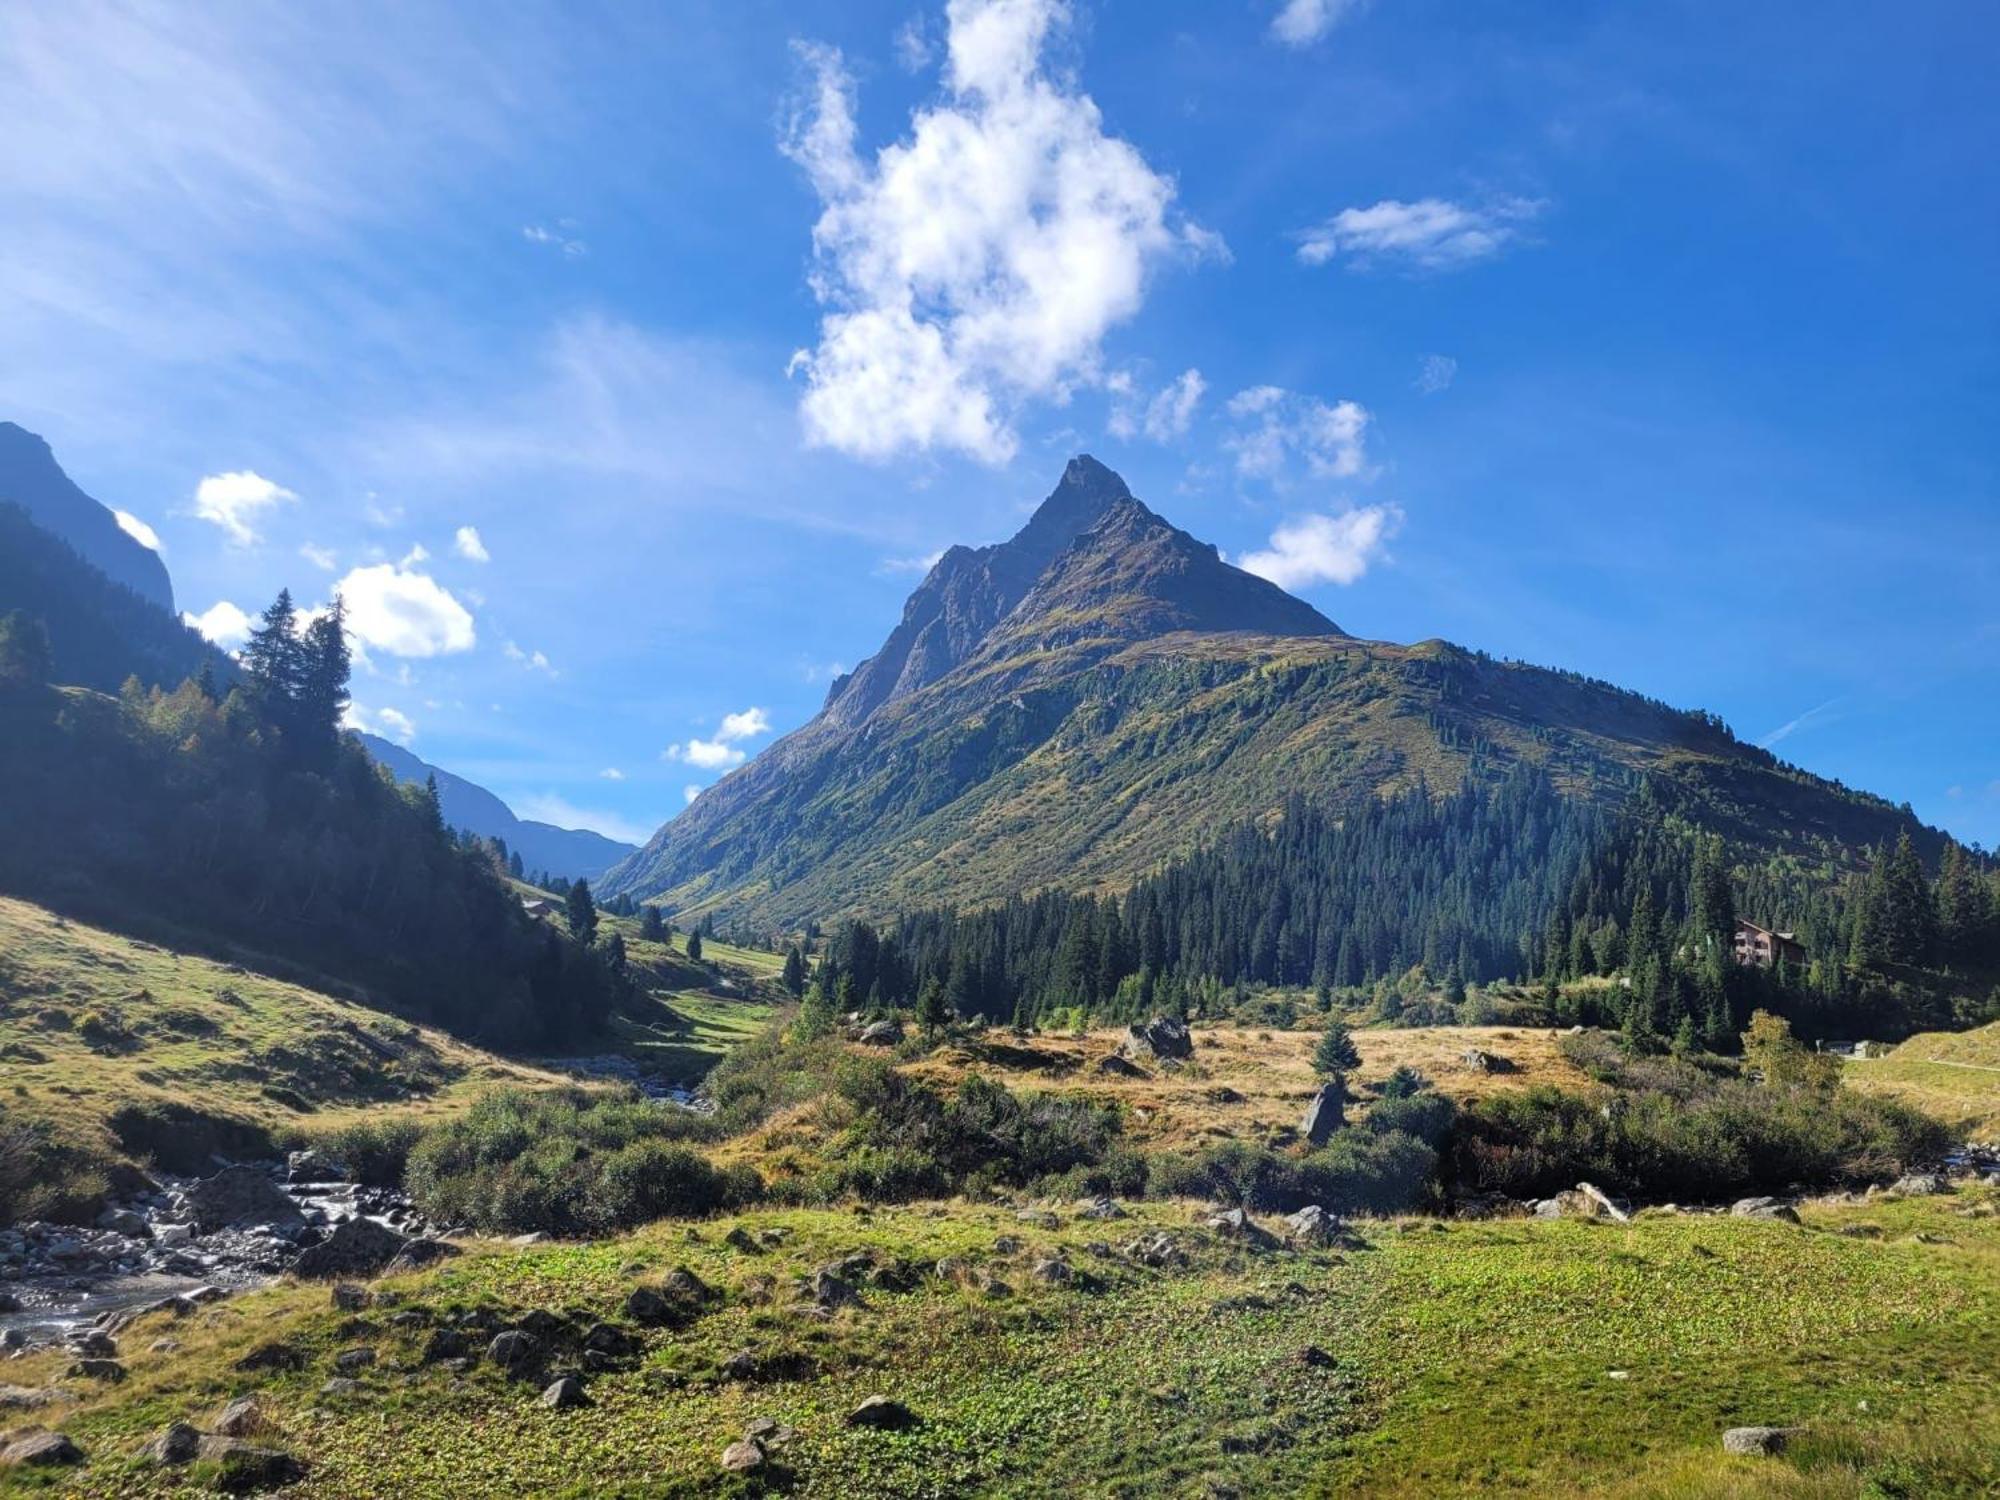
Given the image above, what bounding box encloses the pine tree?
[794,981,836,1041]
[0,610,52,688]
[297,597,351,763]
[1880,831,1936,966]
[917,976,951,1035]
[1313,1016,1361,1076]
[641,905,665,942]
[1691,834,1734,950]
[686,930,704,963]
[418,773,446,839]
[566,879,598,944]
[781,944,806,996]
[242,590,306,729]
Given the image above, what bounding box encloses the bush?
[290,1117,426,1188]
[405,1088,747,1235]
[1149,1130,1438,1216]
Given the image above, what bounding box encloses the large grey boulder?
[846,1395,919,1430]
[291,1218,408,1280]
[142,1421,202,1464]
[2,1430,85,1467]
[1299,1082,1345,1145]
[187,1167,304,1233]
[1730,1197,1802,1224]
[1120,1016,1193,1065]
[1890,1172,1949,1196]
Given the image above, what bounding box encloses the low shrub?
[1150,1129,1439,1215]
[285,1117,426,1188]
[405,1088,749,1235]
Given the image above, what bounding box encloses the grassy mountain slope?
[1845,1021,2000,1142]
[0,894,569,1214]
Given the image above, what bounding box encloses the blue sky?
[3,0,1995,849]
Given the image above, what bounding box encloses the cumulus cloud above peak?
[184,599,252,649]
[1238,506,1402,591]
[782,0,1217,465]
[333,562,476,658]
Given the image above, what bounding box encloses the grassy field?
[3,1184,1993,1497]
[1843,1021,2000,1142]
[0,895,569,1190]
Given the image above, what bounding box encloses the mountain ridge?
[602,456,1935,925]
[0,421,174,612]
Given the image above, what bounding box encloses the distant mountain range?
[0,421,173,612]
[603,455,1931,924]
[354,732,634,883]
[0,422,631,887]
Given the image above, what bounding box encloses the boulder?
[96,1207,150,1238]
[1123,1231,1186,1269]
[187,1166,304,1233]
[66,1359,127,1382]
[212,1396,265,1437]
[1,1430,85,1467]
[0,1386,63,1412]
[286,1149,349,1184]
[235,1341,306,1374]
[1096,1053,1149,1078]
[806,1270,861,1310]
[1076,1196,1127,1220]
[846,1395,919,1431]
[1730,1198,1802,1224]
[487,1330,541,1376]
[856,1018,904,1047]
[1890,1173,1949,1197]
[1573,1182,1632,1223]
[331,1283,373,1312]
[723,1227,761,1254]
[582,1323,640,1358]
[334,1347,377,1374]
[318,1378,362,1399]
[1206,1207,1280,1249]
[195,1435,306,1492]
[720,1438,766,1474]
[1722,1426,1804,1456]
[719,1349,760,1383]
[540,1376,590,1409]
[383,1238,460,1275]
[291,1218,408,1280]
[1299,1083,1345,1146]
[1030,1258,1073,1285]
[1285,1204,1339,1244]
[1120,1016,1193,1065]
[142,1421,202,1464]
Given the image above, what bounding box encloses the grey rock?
[1299,1082,1345,1145]
[1076,1196,1127,1220]
[292,1218,407,1280]
[1,1430,85,1467]
[318,1377,362,1399]
[334,1347,377,1374]
[187,1167,305,1234]
[286,1149,349,1184]
[488,1330,541,1375]
[1722,1426,1804,1456]
[142,1421,202,1464]
[195,1435,306,1491]
[1120,1016,1193,1065]
[856,1018,904,1046]
[847,1394,919,1430]
[1730,1197,1802,1224]
[331,1282,373,1312]
[721,1438,766,1473]
[1890,1173,1949,1197]
[540,1376,590,1409]
[1206,1207,1280,1249]
[383,1237,460,1275]
[1285,1204,1339,1244]
[213,1396,265,1437]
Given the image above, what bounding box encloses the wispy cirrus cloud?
[1298,196,1545,273]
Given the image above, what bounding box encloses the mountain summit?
[0,422,173,613]
[602,457,1923,923]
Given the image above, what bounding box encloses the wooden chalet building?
[1732,917,1806,969]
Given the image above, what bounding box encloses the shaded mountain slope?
[357,732,635,883]
[0,421,173,611]
[604,459,1929,926]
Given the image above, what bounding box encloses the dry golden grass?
[900,1020,1592,1151]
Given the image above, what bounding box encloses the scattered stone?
[421,1330,472,1365]
[1124,1231,1186,1269]
[1119,1016,1194,1066]
[293,1218,408,1279]
[1299,1083,1345,1146]
[719,1349,760,1383]
[744,1417,796,1446]
[1890,1173,1950,1197]
[187,1166,305,1233]
[1076,1196,1127,1221]
[720,1438,766,1474]
[66,1359,127,1382]
[1206,1208,1280,1249]
[723,1227,760,1254]
[540,1376,590,1410]
[806,1270,861,1310]
[286,1149,349,1184]
[846,1395,919,1431]
[1722,1426,1804,1456]
[143,1421,202,1464]
[856,1018,904,1046]
[213,1396,265,1437]
[334,1346,377,1374]
[331,1282,373,1312]
[1096,1053,1149,1078]
[2,1430,85,1467]
[318,1378,362,1399]
[1296,1345,1336,1369]
[96,1207,150,1238]
[582,1323,640,1358]
[0,1386,64,1411]
[1730,1198,1802,1224]
[515,1309,568,1340]
[383,1238,460,1275]
[69,1329,117,1358]
[1030,1258,1073,1284]
[1574,1182,1632,1223]
[195,1435,307,1492]
[1459,1048,1505,1073]
[488,1330,541,1376]
[1285,1204,1339,1244]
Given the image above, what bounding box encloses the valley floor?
[2,1186,1995,1497]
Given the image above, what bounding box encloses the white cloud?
[453,524,490,562]
[299,542,338,571]
[1237,506,1402,591]
[522,222,587,258]
[684,784,703,805]
[511,793,652,845]
[1415,354,1457,395]
[718,706,772,741]
[183,599,252,648]
[1225,386,1372,481]
[332,562,476,658]
[343,702,416,745]
[192,469,297,545]
[1271,0,1365,47]
[599,767,625,781]
[781,0,1217,464]
[893,14,933,71]
[399,542,429,566]
[503,640,555,674]
[1144,367,1205,441]
[113,508,162,551]
[1298,196,1544,273]
[879,548,946,576]
[662,704,772,771]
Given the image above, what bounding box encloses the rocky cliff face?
[0,423,174,613]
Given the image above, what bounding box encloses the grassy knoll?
[864,1021,1587,1154]
[0,895,570,1202]
[1843,1021,2000,1142]
[2,1186,1993,1496]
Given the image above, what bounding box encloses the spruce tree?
[686,929,703,963]
[243,590,305,729]
[297,597,351,762]
[566,879,598,944]
[917,975,951,1036]
[1313,1016,1361,1076]
[781,944,805,995]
